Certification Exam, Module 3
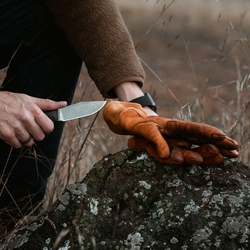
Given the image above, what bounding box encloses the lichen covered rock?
[1,149,250,249]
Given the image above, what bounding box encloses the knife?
[45,101,106,122]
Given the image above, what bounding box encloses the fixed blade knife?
[45,101,106,122]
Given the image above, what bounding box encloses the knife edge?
[45,101,106,122]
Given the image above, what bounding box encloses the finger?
[32,98,67,111]
[165,120,226,141]
[16,133,33,147]
[162,119,238,150]
[211,136,238,150]
[149,146,203,165]
[136,117,227,154]
[13,122,33,146]
[128,136,205,165]
[165,140,203,164]
[135,123,171,158]
[127,136,143,151]
[128,136,184,164]
[4,128,34,147]
[4,137,22,148]
[140,117,226,142]
[179,148,203,164]
[19,111,47,141]
[161,138,202,164]
[31,99,63,134]
[34,112,55,135]
[219,148,239,158]
[192,144,220,158]
[158,146,184,164]
[0,127,22,148]
[156,149,184,165]
[192,144,223,166]
[149,129,170,158]
[128,135,170,159]
[183,136,238,151]
[166,138,192,149]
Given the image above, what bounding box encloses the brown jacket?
[42,0,145,98]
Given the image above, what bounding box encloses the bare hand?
[0,91,67,148]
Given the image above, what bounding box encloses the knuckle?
[42,98,54,109]
[19,114,34,127]
[11,122,23,133]
[1,128,14,141]
[28,105,41,116]
[44,98,52,105]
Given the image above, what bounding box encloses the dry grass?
[0,0,246,210]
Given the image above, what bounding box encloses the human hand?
[0,91,67,148]
[103,101,239,165]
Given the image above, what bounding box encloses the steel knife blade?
[45,101,106,122]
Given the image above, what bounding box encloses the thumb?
[32,97,67,111]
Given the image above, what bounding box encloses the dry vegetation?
[43,0,250,208]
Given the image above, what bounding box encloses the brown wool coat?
[42,0,145,98]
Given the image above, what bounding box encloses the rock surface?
[1,149,250,250]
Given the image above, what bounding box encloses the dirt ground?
[45,0,250,207]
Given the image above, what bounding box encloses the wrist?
[143,106,158,116]
[130,92,157,113]
[114,82,144,102]
[114,81,157,115]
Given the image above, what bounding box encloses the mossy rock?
[1,149,250,250]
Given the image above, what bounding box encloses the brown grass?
[43,0,249,208]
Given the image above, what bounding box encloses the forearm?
[114,82,157,116]
[42,0,145,98]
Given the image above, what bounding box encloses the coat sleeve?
[42,0,145,98]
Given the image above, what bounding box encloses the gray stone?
[1,149,250,250]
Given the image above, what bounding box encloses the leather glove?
[103,101,238,164]
[128,136,224,165]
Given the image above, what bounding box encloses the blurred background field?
[44,0,250,207]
